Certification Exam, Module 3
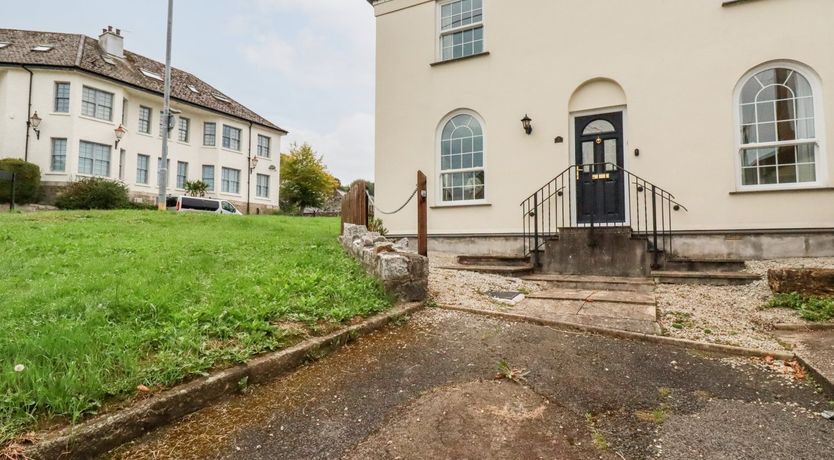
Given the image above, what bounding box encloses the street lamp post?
[157,0,174,210]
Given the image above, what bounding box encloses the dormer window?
[187,85,199,93]
[438,0,484,61]
[0,43,10,49]
[32,45,53,52]
[139,68,163,81]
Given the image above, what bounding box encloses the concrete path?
[774,329,834,393]
[514,285,658,334]
[108,309,834,460]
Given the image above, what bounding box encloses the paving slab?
[578,301,656,322]
[774,329,834,393]
[108,309,834,460]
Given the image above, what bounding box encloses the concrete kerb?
[794,355,834,398]
[25,302,424,460]
[438,304,795,361]
[772,323,834,331]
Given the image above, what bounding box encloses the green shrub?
[184,180,209,197]
[368,216,388,236]
[0,158,41,204]
[55,177,131,210]
[767,292,834,322]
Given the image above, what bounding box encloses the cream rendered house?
[0,27,286,213]
[368,0,834,264]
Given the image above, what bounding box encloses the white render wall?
[372,0,834,236]
[0,67,283,210]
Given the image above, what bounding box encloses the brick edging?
[25,302,424,460]
[438,304,795,361]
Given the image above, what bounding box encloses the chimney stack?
[98,25,124,58]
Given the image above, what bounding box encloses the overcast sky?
[3,0,377,184]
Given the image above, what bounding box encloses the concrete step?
[522,274,655,292]
[652,270,761,285]
[528,287,655,305]
[457,254,531,267]
[438,264,535,277]
[662,257,746,273]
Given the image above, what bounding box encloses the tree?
[349,179,374,196]
[184,180,209,197]
[279,143,338,212]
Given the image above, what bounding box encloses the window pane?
[741,125,757,144]
[758,148,776,166]
[741,104,756,124]
[760,166,777,184]
[798,164,816,182]
[756,102,775,122]
[742,168,758,185]
[796,119,815,139]
[777,121,796,141]
[778,165,797,183]
[796,144,815,163]
[757,123,776,143]
[742,149,758,167]
[777,146,796,164]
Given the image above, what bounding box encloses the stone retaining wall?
[339,224,428,302]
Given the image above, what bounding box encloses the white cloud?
[280,112,375,184]
[238,0,374,90]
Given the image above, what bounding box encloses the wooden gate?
[340,181,368,234]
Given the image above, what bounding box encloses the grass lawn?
[0,211,391,443]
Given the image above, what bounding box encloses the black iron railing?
[521,162,687,269]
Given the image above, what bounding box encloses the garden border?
[25,302,424,460]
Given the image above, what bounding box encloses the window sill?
[79,115,115,125]
[722,0,763,6]
[176,141,191,146]
[49,112,71,117]
[221,148,243,154]
[45,171,67,176]
[730,186,834,195]
[135,184,152,188]
[431,201,491,209]
[136,132,154,138]
[430,51,490,67]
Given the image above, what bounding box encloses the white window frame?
[176,161,188,189]
[202,164,215,191]
[50,138,67,172]
[257,134,271,158]
[221,167,241,194]
[136,154,150,185]
[733,61,827,191]
[203,122,217,146]
[80,86,114,121]
[256,173,270,198]
[54,82,70,113]
[178,117,190,143]
[436,0,485,62]
[78,140,111,177]
[434,109,488,207]
[222,125,242,151]
[138,106,152,134]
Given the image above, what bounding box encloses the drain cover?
[487,291,525,305]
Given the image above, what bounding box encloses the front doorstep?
[24,303,424,460]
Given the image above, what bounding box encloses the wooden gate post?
[417,171,428,257]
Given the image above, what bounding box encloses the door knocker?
[595,136,602,145]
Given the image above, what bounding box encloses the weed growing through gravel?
[766,292,834,322]
[0,211,391,443]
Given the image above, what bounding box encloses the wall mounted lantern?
[29,111,42,139]
[521,114,533,135]
[249,155,259,171]
[114,124,126,148]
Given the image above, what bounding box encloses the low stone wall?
[339,224,428,302]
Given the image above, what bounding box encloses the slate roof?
[0,28,286,133]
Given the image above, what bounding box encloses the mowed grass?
[0,211,391,442]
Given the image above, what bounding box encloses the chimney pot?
[116,29,121,36]
[99,26,124,58]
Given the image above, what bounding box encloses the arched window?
[440,112,485,202]
[738,66,821,187]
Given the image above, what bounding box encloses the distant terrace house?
[367,0,834,267]
[0,27,286,213]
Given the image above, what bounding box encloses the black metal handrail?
[521,162,687,269]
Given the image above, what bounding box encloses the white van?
[167,196,242,215]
